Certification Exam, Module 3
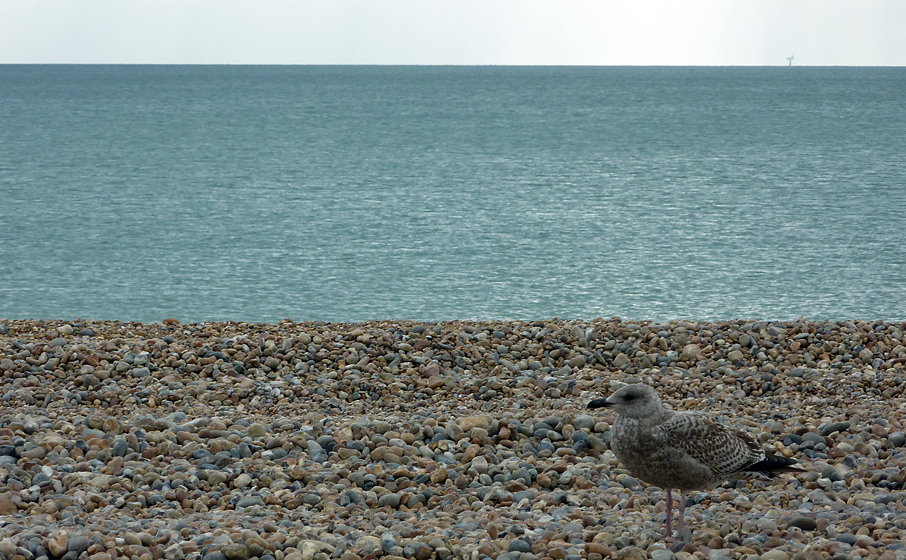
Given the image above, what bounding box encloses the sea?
[1,65,904,324]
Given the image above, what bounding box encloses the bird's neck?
[618,407,674,429]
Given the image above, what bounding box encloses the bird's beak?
[587,398,613,409]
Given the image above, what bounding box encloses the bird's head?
[587,383,663,419]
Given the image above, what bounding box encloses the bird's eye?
[624,394,635,401]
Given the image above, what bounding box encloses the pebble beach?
[2,317,906,560]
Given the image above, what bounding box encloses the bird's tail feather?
[745,454,804,476]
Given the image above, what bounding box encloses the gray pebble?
[380,532,398,553]
[235,496,265,508]
[31,472,52,487]
[341,489,364,506]
[836,533,858,545]
[508,539,532,553]
[300,493,321,506]
[164,543,185,560]
[620,476,641,490]
[308,448,328,462]
[378,493,401,508]
[802,432,825,445]
[807,489,834,506]
[819,421,851,436]
[67,536,90,554]
[113,439,129,457]
[788,517,818,531]
[572,414,596,431]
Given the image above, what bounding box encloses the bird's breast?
[610,419,662,463]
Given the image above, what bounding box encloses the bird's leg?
[664,488,673,540]
[676,490,687,541]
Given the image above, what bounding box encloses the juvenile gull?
[587,383,803,540]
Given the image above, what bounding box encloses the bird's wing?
[656,411,764,477]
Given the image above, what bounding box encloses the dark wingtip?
[747,454,805,476]
[587,397,612,409]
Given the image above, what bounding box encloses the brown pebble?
[430,468,448,484]
[585,543,612,556]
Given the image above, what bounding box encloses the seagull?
[587,384,803,540]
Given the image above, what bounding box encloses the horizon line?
[2,62,905,68]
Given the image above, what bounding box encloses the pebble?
[1,317,905,560]
[620,476,641,490]
[68,535,90,554]
[378,493,401,508]
[247,423,267,438]
[221,544,250,560]
[788,517,818,531]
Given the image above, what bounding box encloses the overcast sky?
[2,0,904,66]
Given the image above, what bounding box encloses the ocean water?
[1,65,904,324]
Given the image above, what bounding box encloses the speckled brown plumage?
[587,383,803,540]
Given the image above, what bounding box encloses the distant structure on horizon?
[787,55,794,66]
